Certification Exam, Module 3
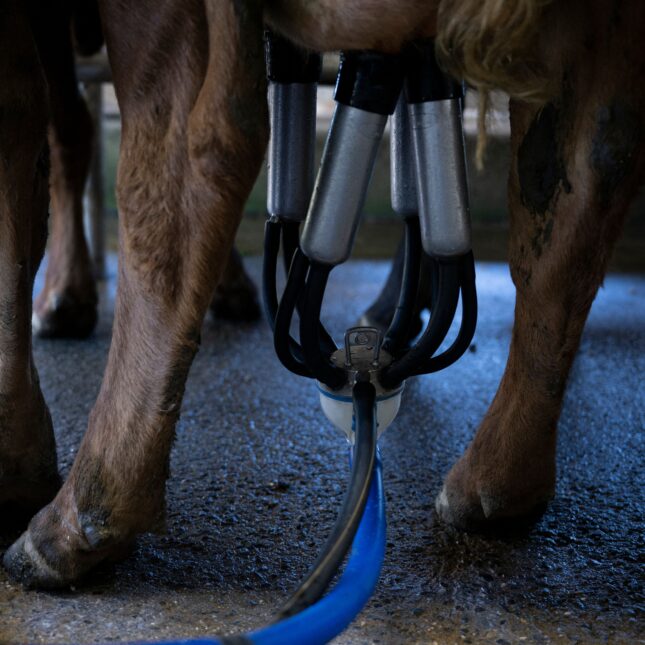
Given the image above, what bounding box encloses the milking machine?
[233,34,477,644]
[86,35,477,645]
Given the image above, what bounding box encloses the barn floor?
[1,256,643,644]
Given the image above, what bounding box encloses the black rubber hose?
[267,223,336,376]
[262,219,282,330]
[281,220,301,276]
[382,216,422,356]
[413,252,477,375]
[282,223,337,358]
[277,381,378,620]
[429,255,440,311]
[273,249,312,377]
[299,263,346,389]
[380,259,461,388]
[263,221,313,376]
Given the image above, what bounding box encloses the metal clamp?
[343,327,382,370]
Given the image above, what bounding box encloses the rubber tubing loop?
[382,215,422,355]
[299,263,345,389]
[413,251,477,375]
[282,223,337,357]
[261,219,282,330]
[380,258,461,388]
[273,249,312,377]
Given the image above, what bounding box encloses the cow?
[30,0,261,342]
[1,0,644,588]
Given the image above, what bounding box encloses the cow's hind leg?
[32,3,98,339]
[0,5,61,515]
[210,247,261,323]
[3,0,267,586]
[436,7,645,529]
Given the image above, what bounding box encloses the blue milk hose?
[128,451,385,645]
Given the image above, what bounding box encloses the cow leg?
[210,247,261,323]
[3,0,267,587]
[0,5,61,514]
[436,14,645,529]
[32,3,98,339]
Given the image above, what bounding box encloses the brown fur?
[32,1,260,340]
[1,0,644,586]
[436,0,558,104]
[437,0,645,526]
[31,0,99,340]
[0,1,61,513]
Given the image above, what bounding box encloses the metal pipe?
[390,96,418,217]
[300,49,403,266]
[409,98,472,257]
[300,105,387,265]
[267,82,317,221]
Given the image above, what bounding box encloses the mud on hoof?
[33,288,98,339]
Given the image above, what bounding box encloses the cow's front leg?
[4,0,268,587]
[0,6,61,514]
[436,54,645,529]
[32,5,98,339]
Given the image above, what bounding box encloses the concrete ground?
[1,257,643,644]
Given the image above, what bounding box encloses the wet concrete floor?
[1,257,643,644]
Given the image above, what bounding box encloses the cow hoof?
[434,454,554,532]
[33,288,98,339]
[210,277,261,322]
[2,529,64,589]
[3,502,133,589]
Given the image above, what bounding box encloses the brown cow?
[2,0,644,588]
[32,1,260,340]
